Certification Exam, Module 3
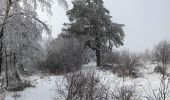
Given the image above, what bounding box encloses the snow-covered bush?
[111,85,137,100]
[55,70,110,100]
[153,40,170,75]
[100,50,143,78]
[116,50,143,78]
[38,36,88,74]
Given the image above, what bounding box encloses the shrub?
[153,40,170,76]
[7,80,34,92]
[100,50,143,78]
[37,37,88,74]
[55,70,110,100]
[111,85,137,100]
[154,65,166,74]
[116,50,143,78]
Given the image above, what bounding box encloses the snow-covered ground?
[3,62,170,100]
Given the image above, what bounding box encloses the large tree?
[63,0,125,67]
[0,0,67,74]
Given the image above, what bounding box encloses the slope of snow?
[4,62,170,100]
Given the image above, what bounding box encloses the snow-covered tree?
[2,14,47,87]
[62,0,125,67]
[0,0,68,74]
[0,0,50,75]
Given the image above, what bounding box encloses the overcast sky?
[38,0,170,53]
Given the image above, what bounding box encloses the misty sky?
[38,0,170,53]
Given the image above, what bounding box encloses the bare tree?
[154,40,170,75]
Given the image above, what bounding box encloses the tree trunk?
[96,43,101,67]
[13,52,21,82]
[5,49,8,87]
[0,0,12,75]
[0,27,4,75]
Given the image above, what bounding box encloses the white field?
[3,62,170,100]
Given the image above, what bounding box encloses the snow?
[4,76,63,100]
[3,62,170,100]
